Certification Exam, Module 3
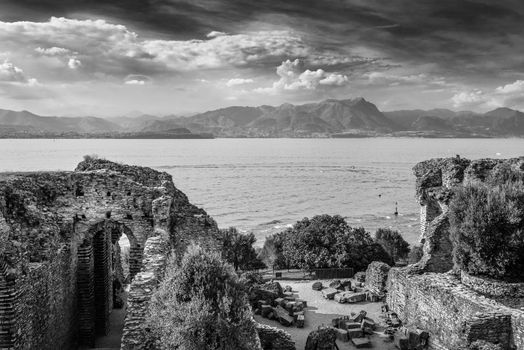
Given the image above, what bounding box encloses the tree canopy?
[269,214,392,271]
[219,227,265,271]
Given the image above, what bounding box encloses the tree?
[258,233,289,270]
[147,246,261,350]
[279,214,392,271]
[219,227,265,271]
[374,228,410,262]
[449,181,524,281]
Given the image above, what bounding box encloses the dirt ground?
[254,279,398,350]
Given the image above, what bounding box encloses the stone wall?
[364,261,390,294]
[386,268,524,350]
[256,323,296,350]
[412,156,524,273]
[0,158,220,350]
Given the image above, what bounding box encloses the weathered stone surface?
[386,268,524,350]
[365,261,390,294]
[312,281,323,291]
[256,323,296,350]
[412,156,524,273]
[305,327,337,350]
[0,158,221,350]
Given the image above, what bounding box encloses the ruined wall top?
[413,156,524,205]
[0,158,220,273]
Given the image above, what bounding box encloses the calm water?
[1,138,522,246]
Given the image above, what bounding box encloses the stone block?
[346,292,367,303]
[351,337,371,348]
[336,328,349,342]
[345,322,362,330]
[322,288,339,299]
[347,328,363,338]
[312,281,323,291]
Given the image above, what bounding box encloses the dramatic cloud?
[257,59,348,93]
[0,0,523,114]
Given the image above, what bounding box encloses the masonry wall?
[387,268,524,350]
[0,158,220,350]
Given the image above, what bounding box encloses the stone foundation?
[386,268,524,350]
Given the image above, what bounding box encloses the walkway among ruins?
[90,292,127,350]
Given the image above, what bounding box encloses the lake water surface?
[1,138,522,246]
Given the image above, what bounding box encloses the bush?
[449,181,524,281]
[408,245,424,264]
[147,246,260,350]
[276,214,392,271]
[374,228,410,262]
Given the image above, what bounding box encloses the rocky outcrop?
[0,158,220,350]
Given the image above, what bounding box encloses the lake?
[1,138,522,246]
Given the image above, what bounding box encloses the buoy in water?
[394,201,398,216]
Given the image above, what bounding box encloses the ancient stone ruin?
[0,158,221,349]
[386,157,524,350]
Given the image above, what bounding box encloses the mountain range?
[1,98,524,138]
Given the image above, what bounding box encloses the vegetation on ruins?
[219,227,265,271]
[449,178,524,281]
[147,246,260,350]
[262,215,393,271]
[374,228,410,262]
[407,245,424,264]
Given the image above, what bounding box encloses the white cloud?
[0,59,28,82]
[35,47,72,56]
[256,59,348,93]
[452,90,485,107]
[226,78,254,87]
[452,79,524,110]
[125,80,146,85]
[206,31,227,38]
[68,57,82,69]
[495,80,524,94]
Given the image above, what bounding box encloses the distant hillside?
[1,98,524,138]
[147,98,399,137]
[0,109,120,134]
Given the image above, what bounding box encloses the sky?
[1,0,524,116]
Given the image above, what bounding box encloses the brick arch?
[0,258,16,350]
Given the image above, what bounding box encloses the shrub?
[449,181,524,281]
[408,245,424,264]
[374,228,410,262]
[259,232,288,270]
[147,246,260,350]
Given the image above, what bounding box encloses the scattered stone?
[336,328,349,342]
[284,285,293,293]
[351,337,372,348]
[347,328,364,339]
[305,327,337,350]
[312,281,323,291]
[321,288,339,300]
[296,314,305,328]
[346,292,367,303]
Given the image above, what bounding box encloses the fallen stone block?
[361,318,376,330]
[283,291,294,298]
[334,292,346,303]
[353,311,367,323]
[351,337,371,348]
[329,279,342,288]
[345,322,362,330]
[284,295,295,301]
[336,328,349,342]
[321,288,339,300]
[347,328,363,339]
[312,281,323,291]
[296,314,305,328]
[355,271,366,282]
[284,285,293,293]
[261,305,273,318]
[346,292,366,303]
